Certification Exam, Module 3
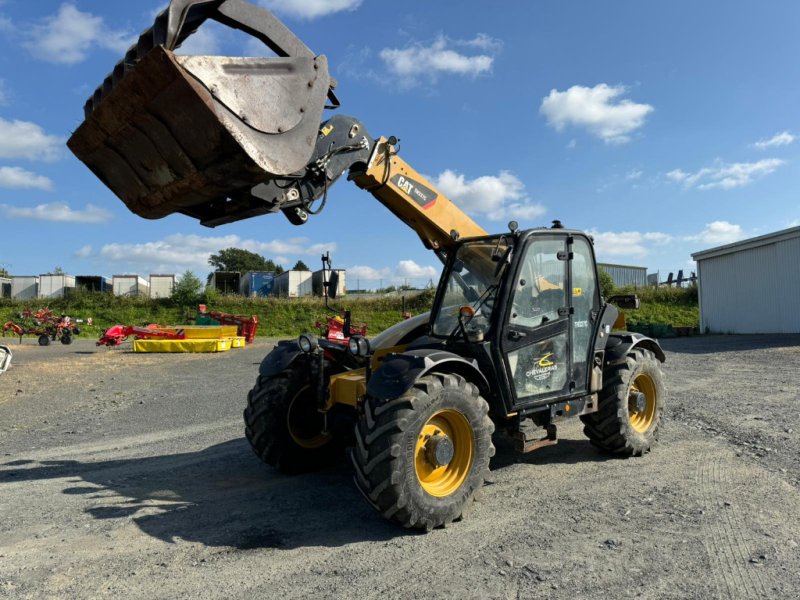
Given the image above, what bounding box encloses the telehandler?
[68,0,666,530]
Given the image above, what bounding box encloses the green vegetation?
[208,248,284,275]
[0,289,436,340]
[616,285,699,327]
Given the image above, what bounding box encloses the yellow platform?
[150,325,239,339]
[133,337,244,353]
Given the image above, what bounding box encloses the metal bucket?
[67,46,331,222]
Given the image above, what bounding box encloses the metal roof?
[691,225,800,261]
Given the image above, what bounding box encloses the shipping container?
[312,269,346,297]
[39,274,76,298]
[11,276,38,300]
[210,271,241,295]
[149,274,175,299]
[240,271,275,297]
[76,275,110,292]
[113,275,150,297]
[273,270,313,297]
[597,263,647,288]
[0,276,11,298]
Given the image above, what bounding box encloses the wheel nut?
[425,434,454,467]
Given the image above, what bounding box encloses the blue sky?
[0,0,798,288]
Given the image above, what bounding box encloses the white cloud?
[347,265,388,280]
[25,3,133,65]
[752,131,795,150]
[380,35,498,85]
[432,169,546,222]
[75,244,92,258]
[97,233,337,273]
[0,166,54,191]
[686,221,744,246]
[540,84,654,144]
[0,203,111,223]
[258,0,362,19]
[0,117,64,161]
[625,169,643,180]
[667,158,784,190]
[395,260,438,279]
[588,229,673,258]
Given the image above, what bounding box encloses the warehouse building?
[273,270,312,297]
[149,274,175,299]
[597,263,647,288]
[113,275,150,297]
[691,226,800,334]
[0,276,11,298]
[11,276,38,300]
[39,274,76,298]
[76,275,110,292]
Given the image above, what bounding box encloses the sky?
[0,0,798,288]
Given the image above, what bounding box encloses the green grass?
[617,285,699,327]
[0,284,698,342]
[0,289,436,340]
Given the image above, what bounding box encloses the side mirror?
[327,271,339,299]
[607,294,640,310]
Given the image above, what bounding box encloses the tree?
[208,248,283,274]
[52,266,65,275]
[172,270,203,305]
[292,259,310,271]
[0,267,9,278]
[598,269,615,299]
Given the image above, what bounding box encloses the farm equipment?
[97,324,186,347]
[69,0,667,531]
[196,307,259,344]
[0,345,11,374]
[2,309,81,346]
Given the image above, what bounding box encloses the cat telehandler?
[67,0,666,530]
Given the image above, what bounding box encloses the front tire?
[352,373,495,530]
[581,348,665,455]
[244,365,340,474]
[38,335,50,346]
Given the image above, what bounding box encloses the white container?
[312,269,346,297]
[113,275,150,297]
[0,276,11,299]
[273,270,313,297]
[38,274,76,298]
[149,274,175,299]
[11,276,39,300]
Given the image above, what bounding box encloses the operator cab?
[429,222,603,415]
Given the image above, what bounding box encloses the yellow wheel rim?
[628,373,657,433]
[414,409,474,497]
[287,385,331,449]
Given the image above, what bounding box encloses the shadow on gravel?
[660,334,800,355]
[490,436,618,471]
[0,439,408,549]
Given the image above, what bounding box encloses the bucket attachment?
[67,0,339,226]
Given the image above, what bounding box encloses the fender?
[366,348,489,401]
[603,332,666,366]
[259,339,304,378]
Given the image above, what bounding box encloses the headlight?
[298,333,318,353]
[348,335,371,357]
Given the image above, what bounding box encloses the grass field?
[1,285,698,343]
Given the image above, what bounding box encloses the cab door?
[500,235,572,409]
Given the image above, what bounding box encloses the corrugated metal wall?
[698,237,800,333]
[597,264,647,288]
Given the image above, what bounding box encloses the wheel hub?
[633,391,647,413]
[425,434,455,467]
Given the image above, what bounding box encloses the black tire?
[352,372,495,530]
[61,334,73,345]
[581,348,665,456]
[38,334,50,347]
[244,365,341,474]
[72,327,81,336]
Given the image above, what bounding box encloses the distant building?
[11,276,38,300]
[39,274,76,298]
[209,271,240,295]
[0,277,11,299]
[597,263,647,288]
[692,226,800,334]
[113,275,150,297]
[76,275,110,292]
[240,272,275,297]
[149,275,175,299]
[312,269,346,297]
[273,270,312,297]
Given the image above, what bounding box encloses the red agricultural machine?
[196,306,259,344]
[97,324,187,347]
[2,309,81,346]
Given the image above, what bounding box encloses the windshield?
[431,237,513,338]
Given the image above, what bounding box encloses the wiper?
[446,281,499,343]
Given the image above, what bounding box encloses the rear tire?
[352,373,495,530]
[61,334,73,345]
[38,335,50,347]
[581,348,665,455]
[244,365,341,474]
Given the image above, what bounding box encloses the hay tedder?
[69,0,667,530]
[2,309,81,346]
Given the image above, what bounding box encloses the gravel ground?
[1,335,799,599]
